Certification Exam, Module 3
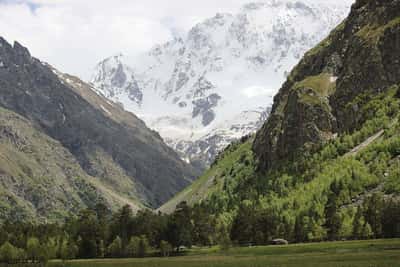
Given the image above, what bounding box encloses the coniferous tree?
[192,204,216,246]
[363,193,384,238]
[325,181,343,241]
[138,236,150,257]
[166,202,193,251]
[230,203,255,244]
[112,205,133,254]
[76,209,100,258]
[294,215,307,243]
[352,207,364,239]
[95,203,111,249]
[382,200,400,238]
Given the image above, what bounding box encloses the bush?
[60,239,78,261]
[127,236,140,257]
[0,242,18,263]
[27,237,41,263]
[107,236,122,258]
[160,240,173,257]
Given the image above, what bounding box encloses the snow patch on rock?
[90,0,350,170]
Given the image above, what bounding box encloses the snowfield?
[90,0,350,170]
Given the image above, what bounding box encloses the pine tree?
[230,203,255,244]
[138,236,150,258]
[166,202,193,252]
[114,205,133,253]
[77,209,101,258]
[294,216,307,243]
[325,181,343,241]
[352,207,364,239]
[382,200,400,238]
[363,194,383,238]
[192,205,216,246]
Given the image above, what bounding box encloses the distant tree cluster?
[325,190,400,241]
[0,201,224,263]
[1,193,399,264]
[0,224,61,265]
[226,192,400,245]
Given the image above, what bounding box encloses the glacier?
[90,0,350,171]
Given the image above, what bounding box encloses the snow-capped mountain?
[91,0,350,170]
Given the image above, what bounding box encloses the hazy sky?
[0,0,354,80]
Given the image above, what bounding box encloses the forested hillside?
[160,0,400,243]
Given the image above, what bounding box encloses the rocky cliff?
[253,0,400,171]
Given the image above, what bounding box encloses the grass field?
[50,239,400,267]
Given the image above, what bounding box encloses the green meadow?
[50,239,400,267]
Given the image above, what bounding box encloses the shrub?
[160,240,173,257]
[0,242,18,263]
[107,236,122,258]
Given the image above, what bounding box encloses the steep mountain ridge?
[253,0,400,171]
[91,0,350,170]
[0,37,197,220]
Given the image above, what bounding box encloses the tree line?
[229,192,400,245]
[0,202,222,263]
[1,191,399,264]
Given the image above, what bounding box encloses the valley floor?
[50,239,400,267]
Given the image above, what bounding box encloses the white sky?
[0,0,354,80]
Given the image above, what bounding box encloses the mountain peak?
[0,36,11,49]
[13,41,31,58]
[91,2,350,171]
[91,53,144,108]
[97,53,125,68]
[241,0,309,10]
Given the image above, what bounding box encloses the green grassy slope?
[159,138,255,214]
[161,83,400,242]
[0,107,144,222]
[49,239,400,267]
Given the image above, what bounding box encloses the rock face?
[92,54,143,106]
[0,37,197,220]
[91,0,349,170]
[170,108,270,170]
[253,0,400,171]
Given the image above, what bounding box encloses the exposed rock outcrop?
[253,0,400,171]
